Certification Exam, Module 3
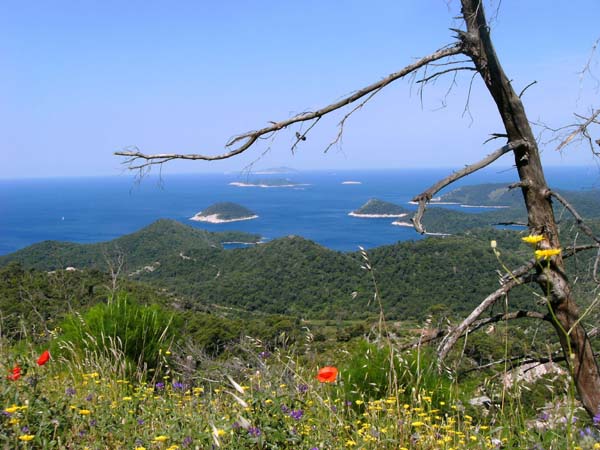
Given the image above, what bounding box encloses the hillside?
[0,219,260,272]
[0,220,536,320]
[349,199,409,217]
[190,202,258,223]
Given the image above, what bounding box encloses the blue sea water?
[1,167,598,255]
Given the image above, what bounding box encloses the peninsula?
[349,199,408,218]
[190,202,258,224]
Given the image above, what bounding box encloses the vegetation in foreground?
[2,294,600,449]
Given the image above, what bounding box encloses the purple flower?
[155,382,165,391]
[90,419,97,427]
[182,436,193,447]
[65,387,76,397]
[172,381,185,390]
[290,409,304,420]
[297,384,309,394]
[137,418,145,425]
[21,426,30,433]
[85,394,94,402]
[594,411,600,425]
[259,351,271,360]
[248,426,261,437]
[281,405,291,414]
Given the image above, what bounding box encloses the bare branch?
[115,44,464,170]
[411,139,525,234]
[415,66,477,84]
[518,80,537,98]
[549,190,600,245]
[555,108,600,153]
[437,258,536,363]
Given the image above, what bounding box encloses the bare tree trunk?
[460,0,600,419]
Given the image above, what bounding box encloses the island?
[341,181,362,185]
[190,202,258,223]
[435,183,520,207]
[229,178,306,188]
[349,199,409,218]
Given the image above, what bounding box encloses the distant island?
[190,202,258,223]
[349,199,409,218]
[229,178,307,188]
[341,181,362,185]
[252,167,298,175]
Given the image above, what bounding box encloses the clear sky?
[1,1,599,179]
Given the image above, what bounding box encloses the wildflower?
[7,365,21,381]
[65,387,76,397]
[521,234,544,245]
[593,410,600,425]
[316,366,338,383]
[182,436,193,447]
[297,383,309,394]
[18,435,35,442]
[248,427,261,436]
[37,350,50,366]
[153,435,169,442]
[78,409,92,415]
[290,409,304,420]
[535,248,561,260]
[411,421,425,427]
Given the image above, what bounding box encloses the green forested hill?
[0,219,260,272]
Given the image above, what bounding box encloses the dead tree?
[116,1,600,418]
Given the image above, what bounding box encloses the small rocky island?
[349,199,408,218]
[190,202,258,223]
[229,178,305,188]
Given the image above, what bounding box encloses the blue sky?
[1,1,599,178]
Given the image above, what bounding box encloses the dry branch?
[115,45,464,170]
[410,139,525,234]
[437,258,536,363]
[555,108,600,153]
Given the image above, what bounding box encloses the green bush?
[57,293,177,375]
[340,339,453,407]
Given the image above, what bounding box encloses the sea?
[1,167,599,255]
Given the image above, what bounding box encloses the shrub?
[57,293,177,376]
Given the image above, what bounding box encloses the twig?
[555,109,600,152]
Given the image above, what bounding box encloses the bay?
[1,167,598,255]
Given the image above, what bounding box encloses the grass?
[2,336,600,450]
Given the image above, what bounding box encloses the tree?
[116,1,600,418]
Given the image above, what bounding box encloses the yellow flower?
[535,248,561,260]
[5,405,19,414]
[135,447,147,450]
[522,234,544,244]
[18,435,35,442]
[411,421,425,427]
[153,435,169,442]
[78,409,92,415]
[166,446,179,450]
[122,396,132,401]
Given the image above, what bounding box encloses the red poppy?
[316,366,338,383]
[7,365,21,381]
[37,350,50,366]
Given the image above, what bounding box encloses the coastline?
[349,212,408,218]
[189,213,259,224]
